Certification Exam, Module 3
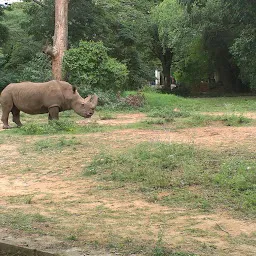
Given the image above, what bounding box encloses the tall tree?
[41,0,68,80]
[52,0,69,80]
[152,0,185,89]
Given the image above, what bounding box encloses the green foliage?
[0,8,9,47]
[64,41,128,92]
[1,5,41,69]
[0,3,44,91]
[153,0,256,91]
[172,37,212,86]
[230,27,256,88]
[153,0,185,48]
[20,52,52,82]
[96,0,159,89]
[0,67,20,92]
[22,0,54,41]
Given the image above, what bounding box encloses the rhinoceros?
[0,80,98,129]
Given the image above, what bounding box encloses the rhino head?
[72,90,98,118]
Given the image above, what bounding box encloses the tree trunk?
[52,0,69,80]
[151,25,173,90]
[161,48,173,90]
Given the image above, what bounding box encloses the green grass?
[84,142,256,216]
[142,92,256,112]
[3,120,114,135]
[0,211,50,232]
[34,136,81,151]
[219,114,251,126]
[7,194,34,204]
[98,111,116,120]
[17,120,76,134]
[144,109,253,128]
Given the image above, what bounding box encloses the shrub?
[64,41,128,92]
[0,68,20,92]
[20,52,52,82]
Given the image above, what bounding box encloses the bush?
[20,52,52,82]
[64,41,128,92]
[0,52,51,92]
[0,68,20,92]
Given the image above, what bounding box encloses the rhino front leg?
[1,103,12,129]
[48,106,60,121]
[12,106,23,127]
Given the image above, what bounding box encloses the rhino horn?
[91,95,98,108]
[84,95,92,103]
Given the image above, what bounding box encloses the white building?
[0,0,22,7]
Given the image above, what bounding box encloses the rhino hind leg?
[11,105,23,127]
[48,106,60,121]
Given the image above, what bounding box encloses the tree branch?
[42,44,58,58]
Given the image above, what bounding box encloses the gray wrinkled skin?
[0,80,98,129]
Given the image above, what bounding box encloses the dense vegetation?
[0,0,256,94]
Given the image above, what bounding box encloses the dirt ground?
[0,111,256,256]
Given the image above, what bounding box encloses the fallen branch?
[216,223,231,236]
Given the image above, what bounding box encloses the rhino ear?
[91,95,98,108]
[84,95,92,103]
[72,86,77,93]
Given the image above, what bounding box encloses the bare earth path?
[0,112,256,255]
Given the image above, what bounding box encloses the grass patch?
[143,118,167,125]
[34,136,81,151]
[143,101,252,128]
[17,120,76,135]
[98,111,116,120]
[165,113,252,129]
[219,114,252,126]
[4,120,114,135]
[85,143,209,189]
[7,194,34,204]
[147,107,190,119]
[84,142,256,216]
[0,212,50,232]
[142,92,256,113]
[213,159,256,213]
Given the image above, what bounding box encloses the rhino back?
[3,81,65,114]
